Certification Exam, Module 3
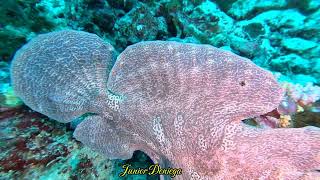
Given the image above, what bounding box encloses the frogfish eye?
[240,81,246,86]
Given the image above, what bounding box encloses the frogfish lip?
[263,108,281,119]
[254,112,279,128]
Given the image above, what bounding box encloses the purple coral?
[11,31,320,179]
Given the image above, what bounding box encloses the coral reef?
[279,82,320,128]
[10,31,320,179]
[282,82,320,107]
[0,0,63,61]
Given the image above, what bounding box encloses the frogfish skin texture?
[11,30,116,123]
[11,30,320,179]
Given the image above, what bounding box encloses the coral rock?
[282,38,318,53]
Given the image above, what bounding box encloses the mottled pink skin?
[12,32,320,179]
[221,124,320,179]
[75,41,320,179]
[11,30,116,123]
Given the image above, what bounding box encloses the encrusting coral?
[10,30,320,179]
[278,82,320,128]
[282,82,320,107]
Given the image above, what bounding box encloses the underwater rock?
[231,20,267,42]
[167,1,233,45]
[64,0,122,43]
[192,1,234,36]
[242,22,265,39]
[0,26,28,61]
[227,0,288,19]
[286,13,320,41]
[227,8,318,71]
[106,0,136,10]
[167,36,201,44]
[233,9,320,80]
[113,3,168,47]
[290,0,320,13]
[270,54,312,74]
[282,38,318,53]
[10,30,320,179]
[313,59,320,82]
[251,38,278,67]
[35,0,68,28]
[229,36,260,58]
[0,0,65,61]
[227,0,318,19]
[292,74,319,86]
[277,72,319,86]
[217,0,319,19]
[252,9,306,33]
[214,0,238,12]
